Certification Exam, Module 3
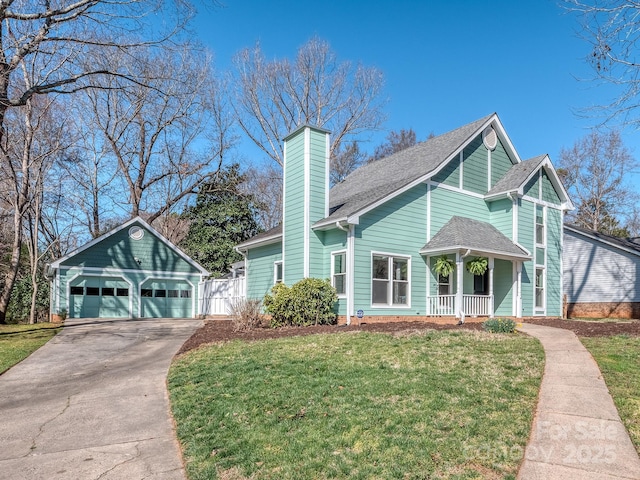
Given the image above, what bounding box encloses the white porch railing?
[428,295,456,315]
[427,294,492,316]
[463,294,492,317]
[198,277,246,316]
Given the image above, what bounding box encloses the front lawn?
[0,323,61,374]
[582,335,640,454]
[169,329,543,479]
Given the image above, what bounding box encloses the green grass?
[0,323,61,374]
[169,330,544,480]
[582,335,640,454]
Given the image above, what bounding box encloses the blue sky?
[191,0,634,164]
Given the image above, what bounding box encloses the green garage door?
[69,276,130,318]
[140,279,193,318]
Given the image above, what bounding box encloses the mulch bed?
[177,317,640,355]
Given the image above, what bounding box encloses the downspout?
[335,221,352,325]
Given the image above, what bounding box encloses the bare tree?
[232,37,387,168]
[566,1,640,125]
[0,0,207,323]
[84,46,235,225]
[367,128,417,163]
[559,129,637,235]
[330,140,366,185]
[242,164,282,231]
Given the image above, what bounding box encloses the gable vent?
[482,126,497,151]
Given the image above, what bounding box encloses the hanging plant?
[466,257,488,276]
[433,254,455,277]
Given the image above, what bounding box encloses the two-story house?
[236,113,572,324]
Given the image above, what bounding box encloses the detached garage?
[48,216,209,319]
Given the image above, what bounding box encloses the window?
[372,254,409,306]
[536,205,545,245]
[86,287,100,296]
[70,286,84,295]
[116,288,129,297]
[141,289,153,297]
[168,289,179,298]
[535,268,545,309]
[332,252,346,295]
[155,289,166,298]
[180,290,191,298]
[438,274,451,296]
[102,287,115,296]
[474,272,488,295]
[274,261,283,284]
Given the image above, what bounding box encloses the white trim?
[236,232,282,250]
[534,266,546,316]
[282,139,287,282]
[426,181,486,199]
[370,251,412,308]
[426,183,431,241]
[521,195,569,210]
[325,132,330,218]
[273,260,283,285]
[57,265,202,278]
[303,126,311,278]
[139,276,196,318]
[512,195,519,243]
[538,169,543,200]
[487,148,492,192]
[459,151,464,190]
[330,250,347,298]
[51,216,209,276]
[564,225,640,258]
[420,245,530,261]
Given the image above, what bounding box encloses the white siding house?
[563,225,640,318]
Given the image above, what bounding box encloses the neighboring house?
[47,216,209,319]
[236,113,572,325]
[564,224,640,318]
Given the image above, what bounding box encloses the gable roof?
[485,154,573,208]
[235,225,283,251]
[314,113,503,228]
[50,216,209,275]
[564,224,640,258]
[420,216,530,260]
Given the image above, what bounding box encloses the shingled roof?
[420,216,530,259]
[314,113,496,227]
[485,155,547,199]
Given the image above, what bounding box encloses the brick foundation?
[566,302,640,319]
[337,315,490,326]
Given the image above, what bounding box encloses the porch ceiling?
[420,216,531,261]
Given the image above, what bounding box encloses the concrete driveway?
[0,317,202,480]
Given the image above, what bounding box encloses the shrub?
[230,298,263,332]
[263,278,337,327]
[483,317,517,333]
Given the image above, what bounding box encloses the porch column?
[516,261,523,319]
[456,252,464,319]
[488,257,494,318]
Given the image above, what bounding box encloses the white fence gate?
[198,277,246,316]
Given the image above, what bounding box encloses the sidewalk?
[517,323,640,479]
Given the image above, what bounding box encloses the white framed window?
[331,251,346,296]
[274,261,283,284]
[438,274,451,296]
[535,205,545,246]
[535,267,545,310]
[372,253,410,306]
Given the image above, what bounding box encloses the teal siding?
[321,228,348,315]
[430,186,489,237]
[518,199,535,315]
[61,222,199,274]
[524,173,539,199]
[283,130,306,283]
[427,255,457,297]
[246,242,282,300]
[432,154,460,187]
[309,130,329,278]
[489,198,513,238]
[491,138,515,187]
[546,208,563,316]
[462,136,488,194]
[353,185,428,315]
[493,259,513,316]
[542,169,561,205]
